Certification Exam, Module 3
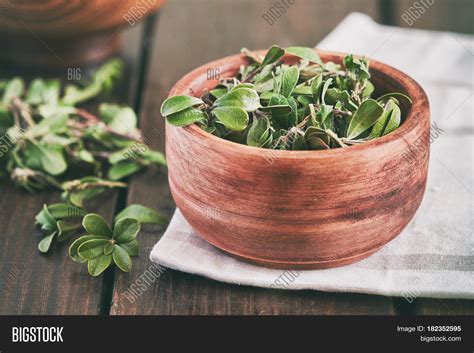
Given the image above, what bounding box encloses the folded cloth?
[151,13,474,299]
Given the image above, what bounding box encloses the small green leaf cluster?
[69,214,140,276]
[161,45,411,150]
[35,202,167,276]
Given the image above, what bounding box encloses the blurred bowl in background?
[0,0,165,68]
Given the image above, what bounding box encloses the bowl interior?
[170,50,423,155]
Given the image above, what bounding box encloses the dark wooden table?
[0,0,473,316]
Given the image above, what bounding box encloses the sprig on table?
[36,203,167,276]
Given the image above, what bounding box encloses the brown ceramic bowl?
[0,0,165,68]
[166,50,430,269]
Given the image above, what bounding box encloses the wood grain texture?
[166,50,430,269]
[0,0,165,35]
[111,0,398,315]
[0,23,144,315]
[414,299,474,315]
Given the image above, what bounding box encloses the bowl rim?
[168,49,429,159]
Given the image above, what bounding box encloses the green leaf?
[377,92,412,105]
[112,245,132,272]
[108,148,133,165]
[26,79,46,105]
[67,189,102,209]
[214,88,260,112]
[29,113,68,136]
[311,75,323,103]
[160,96,204,116]
[43,80,60,106]
[266,94,291,114]
[120,240,139,257]
[57,221,81,242]
[2,78,24,104]
[286,47,323,66]
[305,126,331,146]
[26,142,67,175]
[212,106,249,132]
[113,218,141,243]
[369,98,400,138]
[115,204,168,225]
[254,64,274,83]
[305,127,331,149]
[260,104,291,116]
[141,150,167,166]
[362,81,375,99]
[382,105,401,136]
[46,203,85,220]
[260,45,285,67]
[87,255,112,277]
[104,242,115,255]
[231,83,255,90]
[82,213,112,237]
[107,107,137,134]
[347,99,384,139]
[287,97,299,127]
[166,107,207,126]
[321,78,333,106]
[263,94,293,130]
[319,104,333,128]
[281,66,300,97]
[77,239,110,260]
[38,232,56,253]
[255,78,275,93]
[292,135,308,150]
[37,144,67,175]
[326,88,357,111]
[69,235,107,263]
[108,161,143,181]
[36,204,57,232]
[369,99,402,138]
[247,116,272,148]
[293,85,313,96]
[306,136,330,150]
[99,103,121,123]
[209,88,228,99]
[79,149,95,163]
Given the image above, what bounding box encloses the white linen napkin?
[151,13,474,299]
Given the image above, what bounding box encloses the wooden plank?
[0,23,144,315]
[111,0,396,315]
[415,299,474,315]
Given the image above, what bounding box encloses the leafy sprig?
[161,45,412,150]
[0,59,166,194]
[36,202,167,276]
